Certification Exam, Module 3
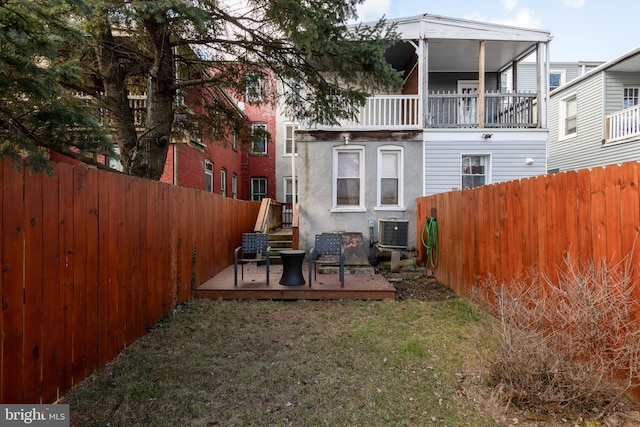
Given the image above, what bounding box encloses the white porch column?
[478,41,486,128]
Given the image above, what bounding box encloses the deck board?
[196,263,395,300]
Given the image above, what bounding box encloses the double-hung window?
[623,86,640,109]
[245,72,262,103]
[284,123,299,155]
[377,146,403,209]
[251,177,267,201]
[461,155,489,189]
[205,160,213,192]
[333,146,364,210]
[251,123,267,155]
[220,168,227,197]
[232,173,238,199]
[560,93,577,139]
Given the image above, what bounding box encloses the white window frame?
[283,177,298,204]
[251,123,267,155]
[283,122,299,156]
[332,145,365,212]
[220,168,227,197]
[376,146,404,211]
[231,129,237,151]
[205,160,213,193]
[245,73,262,103]
[559,92,577,140]
[251,177,267,201]
[549,70,566,91]
[623,86,640,109]
[232,173,238,199]
[461,154,491,190]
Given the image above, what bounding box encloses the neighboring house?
[161,79,277,201]
[53,72,277,202]
[512,61,603,93]
[548,46,640,173]
[288,13,552,254]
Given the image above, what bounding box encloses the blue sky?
[356,0,640,63]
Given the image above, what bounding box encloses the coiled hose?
[421,217,439,268]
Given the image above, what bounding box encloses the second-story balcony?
[316,91,539,130]
[606,104,640,143]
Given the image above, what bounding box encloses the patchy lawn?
[60,265,640,426]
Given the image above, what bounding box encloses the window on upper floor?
[333,146,364,211]
[461,155,490,189]
[624,87,640,109]
[549,70,566,91]
[251,123,267,155]
[559,93,577,139]
[232,173,238,199]
[220,168,227,197]
[231,129,237,151]
[245,72,262,103]
[251,177,267,201]
[377,146,404,209]
[205,160,213,192]
[284,123,299,155]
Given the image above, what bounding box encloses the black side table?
[279,250,306,286]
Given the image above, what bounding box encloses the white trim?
[558,91,578,141]
[332,145,365,211]
[251,123,268,155]
[204,160,213,193]
[283,122,299,156]
[376,145,404,209]
[460,154,492,189]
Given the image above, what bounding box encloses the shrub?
[472,256,640,419]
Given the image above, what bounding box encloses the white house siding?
[423,129,548,195]
[548,74,605,172]
[548,71,640,172]
[295,131,423,254]
[517,62,599,93]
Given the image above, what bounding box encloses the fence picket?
[0,158,260,403]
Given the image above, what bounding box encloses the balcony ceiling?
[385,39,539,73]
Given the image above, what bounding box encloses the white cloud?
[503,0,518,13]
[564,0,586,8]
[494,8,542,29]
[356,0,392,23]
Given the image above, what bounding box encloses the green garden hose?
[421,217,439,268]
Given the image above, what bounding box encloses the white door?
[458,80,479,125]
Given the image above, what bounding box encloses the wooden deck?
[196,262,396,300]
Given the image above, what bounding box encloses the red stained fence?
[0,158,260,403]
[416,161,640,298]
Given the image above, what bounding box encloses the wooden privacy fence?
[0,158,260,404]
[416,161,640,298]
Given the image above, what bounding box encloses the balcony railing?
[73,92,147,129]
[335,95,420,128]
[606,104,640,143]
[316,92,538,129]
[428,91,537,128]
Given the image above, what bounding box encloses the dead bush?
[472,256,640,419]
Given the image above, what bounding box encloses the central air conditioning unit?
[378,218,409,248]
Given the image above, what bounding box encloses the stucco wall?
[295,130,423,257]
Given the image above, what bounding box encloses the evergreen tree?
[0,0,113,173]
[4,0,401,179]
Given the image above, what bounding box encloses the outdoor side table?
[279,250,306,286]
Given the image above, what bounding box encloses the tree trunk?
[132,18,175,180]
[95,14,174,180]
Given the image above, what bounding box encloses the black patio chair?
[234,232,270,287]
[308,233,345,287]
